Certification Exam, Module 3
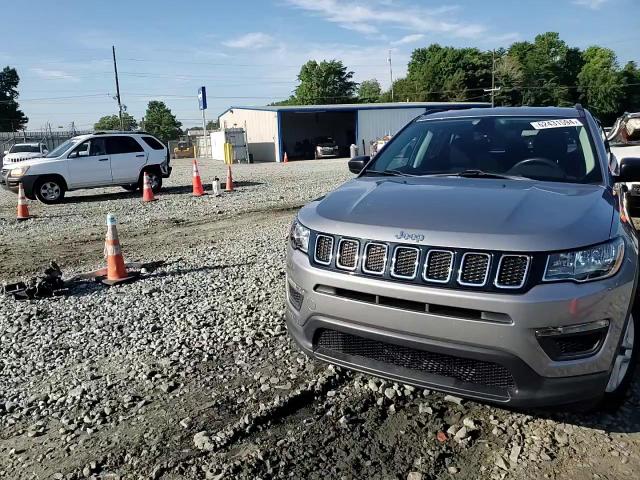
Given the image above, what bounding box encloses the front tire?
[600,310,638,410]
[34,177,66,204]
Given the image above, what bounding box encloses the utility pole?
[388,50,394,102]
[483,49,501,108]
[112,46,124,130]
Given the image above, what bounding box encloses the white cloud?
[30,67,79,82]
[285,0,485,38]
[572,0,609,9]
[222,32,274,49]
[391,34,425,46]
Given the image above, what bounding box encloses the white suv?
[0,132,171,203]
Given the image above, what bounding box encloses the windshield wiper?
[441,169,524,180]
[364,169,415,177]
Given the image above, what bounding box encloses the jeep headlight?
[9,166,29,178]
[289,217,310,253]
[543,237,625,282]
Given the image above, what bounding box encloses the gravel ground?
[0,157,638,480]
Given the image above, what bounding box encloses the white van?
[0,132,171,203]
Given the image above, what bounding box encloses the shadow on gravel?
[149,262,257,280]
[523,367,640,434]
[60,262,257,298]
[61,181,265,204]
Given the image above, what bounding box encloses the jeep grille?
[309,233,532,292]
[495,255,530,288]
[363,243,387,274]
[336,239,359,270]
[314,235,333,265]
[391,247,420,279]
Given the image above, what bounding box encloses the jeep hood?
[298,177,615,252]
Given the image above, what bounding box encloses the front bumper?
[285,244,636,407]
[1,171,37,198]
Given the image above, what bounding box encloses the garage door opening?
[280,110,356,160]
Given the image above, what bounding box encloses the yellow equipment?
[174,141,194,159]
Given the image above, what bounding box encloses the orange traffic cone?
[103,213,134,285]
[192,159,206,197]
[142,171,157,202]
[225,164,234,192]
[283,152,289,163]
[16,183,30,221]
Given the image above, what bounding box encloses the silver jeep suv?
[286,106,640,409]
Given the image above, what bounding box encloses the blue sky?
[2,0,638,130]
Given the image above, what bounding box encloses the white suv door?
[66,138,112,187]
[106,136,147,184]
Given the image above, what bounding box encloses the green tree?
[621,61,640,113]
[206,120,219,130]
[94,113,138,131]
[405,45,491,102]
[380,77,420,102]
[578,46,624,124]
[143,101,182,143]
[494,54,525,106]
[509,33,583,106]
[0,67,28,131]
[294,60,357,104]
[358,79,382,103]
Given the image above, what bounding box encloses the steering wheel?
[507,157,566,179]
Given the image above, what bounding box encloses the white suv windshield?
[9,145,40,153]
[46,139,77,158]
[367,116,602,184]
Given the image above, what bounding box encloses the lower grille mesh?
[315,329,516,390]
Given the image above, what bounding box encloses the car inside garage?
[280,109,356,159]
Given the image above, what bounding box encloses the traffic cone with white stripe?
[103,213,134,285]
[16,183,30,221]
[192,159,206,197]
[225,164,234,192]
[283,152,289,163]
[142,171,157,202]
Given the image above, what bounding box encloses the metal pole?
[112,46,124,130]
[201,108,208,159]
[388,50,394,102]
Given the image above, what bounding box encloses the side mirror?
[42,149,48,155]
[3,150,7,155]
[348,155,370,174]
[615,157,640,183]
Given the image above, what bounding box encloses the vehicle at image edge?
[608,112,640,211]
[314,136,340,159]
[0,132,171,204]
[286,105,640,410]
[2,143,49,165]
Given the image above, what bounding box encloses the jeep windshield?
[9,144,40,153]
[365,116,603,184]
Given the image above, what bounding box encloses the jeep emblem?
[395,231,425,243]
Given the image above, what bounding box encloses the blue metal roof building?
[218,102,490,162]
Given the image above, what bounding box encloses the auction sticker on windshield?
[530,119,583,129]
